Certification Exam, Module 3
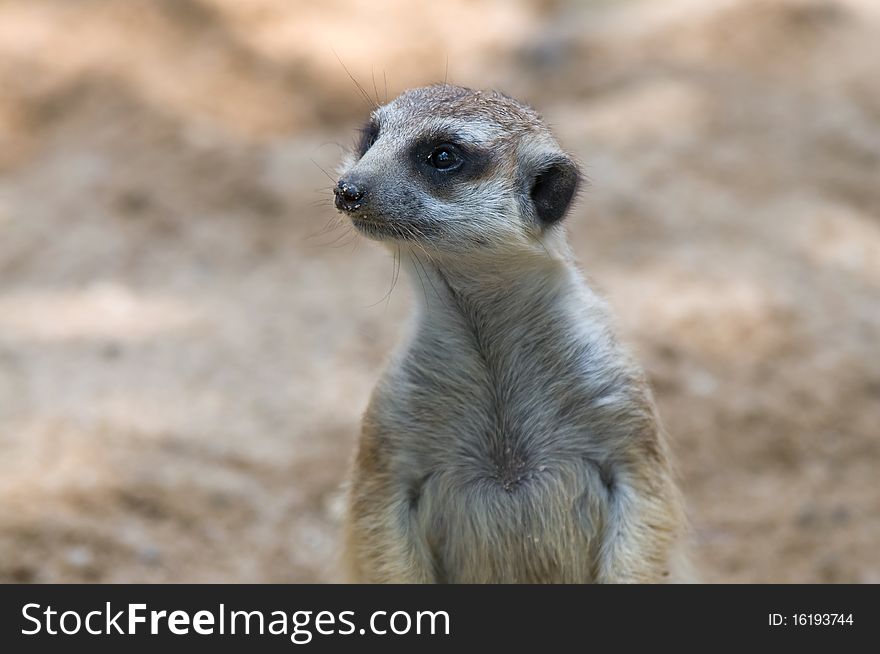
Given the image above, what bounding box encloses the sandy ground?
[0,0,878,583]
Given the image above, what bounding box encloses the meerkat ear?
[529,156,581,227]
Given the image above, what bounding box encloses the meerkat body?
[334,85,687,583]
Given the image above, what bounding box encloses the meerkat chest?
[375,330,618,582]
[379,309,630,482]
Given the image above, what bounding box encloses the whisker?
[410,243,445,304]
[366,245,400,309]
[371,66,381,107]
[331,230,360,249]
[391,244,402,309]
[310,222,358,249]
[306,224,344,244]
[408,249,431,311]
[310,158,337,184]
[331,47,378,110]
[396,224,445,310]
[315,141,347,155]
[306,216,346,240]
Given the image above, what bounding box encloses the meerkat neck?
[398,243,595,345]
[392,243,625,468]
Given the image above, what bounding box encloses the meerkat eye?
[427,144,463,171]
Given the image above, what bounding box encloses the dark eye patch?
[409,131,493,191]
[357,119,379,157]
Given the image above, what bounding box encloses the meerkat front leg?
[593,455,683,583]
[343,419,437,583]
[344,490,437,583]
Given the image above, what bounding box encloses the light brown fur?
[336,85,688,583]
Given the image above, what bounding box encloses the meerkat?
[334,84,688,583]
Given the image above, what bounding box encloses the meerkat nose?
[334,179,366,211]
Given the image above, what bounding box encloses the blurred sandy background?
[0,0,878,583]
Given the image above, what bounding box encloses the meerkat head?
[334,84,581,256]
